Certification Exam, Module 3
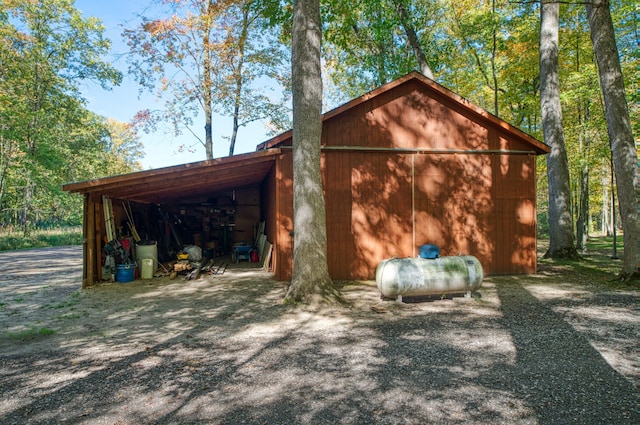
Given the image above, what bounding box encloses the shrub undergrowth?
[0,227,82,251]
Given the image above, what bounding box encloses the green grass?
[0,226,82,251]
[43,291,81,310]
[538,234,638,288]
[57,314,81,320]
[7,326,56,340]
[538,234,623,261]
[584,235,624,255]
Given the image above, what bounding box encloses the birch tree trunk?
[540,0,578,259]
[285,0,342,304]
[586,0,639,277]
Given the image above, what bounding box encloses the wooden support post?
[82,195,90,288]
[82,193,107,287]
[95,195,103,282]
[85,194,96,288]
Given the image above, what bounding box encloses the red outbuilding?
[65,71,549,286]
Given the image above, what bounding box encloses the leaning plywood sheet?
[262,242,273,272]
[257,234,267,259]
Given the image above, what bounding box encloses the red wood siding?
[271,149,537,280]
[413,152,537,275]
[324,151,413,279]
[268,77,542,281]
[323,80,492,151]
[492,152,537,274]
[323,151,357,279]
[413,153,495,269]
[272,152,294,280]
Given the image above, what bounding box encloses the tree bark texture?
[394,0,434,79]
[286,0,341,304]
[576,164,589,253]
[586,0,639,277]
[228,6,250,157]
[490,0,499,116]
[203,0,215,160]
[540,0,577,259]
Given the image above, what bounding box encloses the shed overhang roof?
[63,149,280,204]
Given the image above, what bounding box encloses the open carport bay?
[0,245,638,424]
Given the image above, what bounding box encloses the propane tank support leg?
[465,290,471,298]
[396,294,403,303]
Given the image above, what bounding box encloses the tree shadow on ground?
[491,277,638,424]
[0,247,638,424]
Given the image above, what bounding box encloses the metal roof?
[63,149,280,204]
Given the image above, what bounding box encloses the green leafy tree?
[0,0,121,232]
[393,0,435,79]
[102,119,145,175]
[558,4,603,251]
[445,0,508,116]
[124,0,288,159]
[219,0,290,155]
[323,0,419,102]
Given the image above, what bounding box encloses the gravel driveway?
[0,245,638,424]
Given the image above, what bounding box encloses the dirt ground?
[0,245,638,424]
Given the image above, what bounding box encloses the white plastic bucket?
[136,240,158,272]
[140,258,154,279]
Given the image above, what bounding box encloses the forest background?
[0,0,637,252]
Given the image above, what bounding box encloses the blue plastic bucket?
[116,263,136,283]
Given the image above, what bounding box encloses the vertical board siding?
[261,165,276,248]
[261,164,280,275]
[413,152,495,273]
[348,152,413,279]
[274,152,294,280]
[492,153,538,274]
[323,151,355,278]
[269,78,541,281]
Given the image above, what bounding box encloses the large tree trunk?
[285,0,341,304]
[393,0,434,79]
[540,0,578,259]
[586,0,639,278]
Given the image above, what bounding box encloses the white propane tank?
[376,255,483,301]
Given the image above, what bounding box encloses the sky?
[74,0,275,170]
